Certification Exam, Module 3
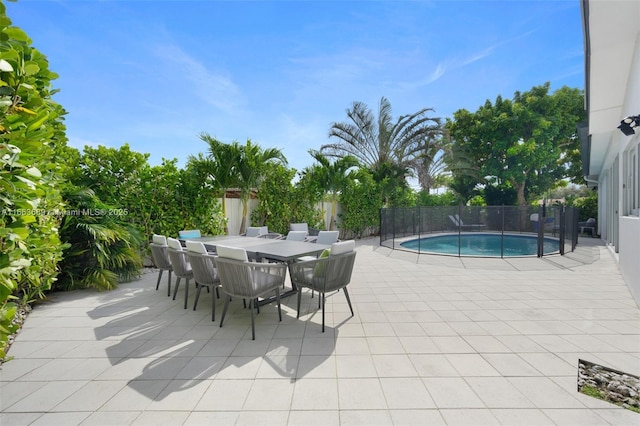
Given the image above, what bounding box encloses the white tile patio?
[1,237,639,425]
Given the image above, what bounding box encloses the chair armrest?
[258,232,283,239]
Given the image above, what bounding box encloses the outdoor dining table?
[183,235,330,305]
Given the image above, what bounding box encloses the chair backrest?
[152,234,167,245]
[316,230,339,245]
[179,229,201,239]
[448,215,460,226]
[167,237,191,277]
[186,241,207,254]
[289,223,309,234]
[245,226,268,238]
[307,242,356,293]
[286,230,307,241]
[586,218,596,225]
[167,237,182,251]
[217,245,249,261]
[215,245,254,297]
[324,250,356,292]
[330,240,355,256]
[186,249,218,286]
[149,243,172,270]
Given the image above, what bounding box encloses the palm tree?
[322,96,444,179]
[305,150,359,230]
[57,188,143,291]
[236,140,287,234]
[190,133,241,234]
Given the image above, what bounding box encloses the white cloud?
[154,43,246,115]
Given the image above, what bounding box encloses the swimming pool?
[399,233,559,257]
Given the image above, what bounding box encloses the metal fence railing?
[380,205,579,258]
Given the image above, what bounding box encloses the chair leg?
[343,287,354,317]
[220,296,231,327]
[296,288,302,319]
[256,298,260,314]
[193,284,203,311]
[167,271,172,297]
[184,278,190,309]
[276,288,282,322]
[216,287,220,299]
[172,277,181,300]
[156,270,163,291]
[249,298,256,340]
[321,292,325,333]
[211,287,216,322]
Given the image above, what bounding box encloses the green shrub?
[0,3,67,359]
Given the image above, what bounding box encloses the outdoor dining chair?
[185,241,221,321]
[297,230,339,262]
[315,230,339,245]
[290,240,357,332]
[289,223,309,235]
[149,234,172,297]
[285,230,308,241]
[167,237,195,309]
[243,226,282,239]
[178,229,201,239]
[215,245,286,340]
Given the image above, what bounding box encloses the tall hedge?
[0,1,67,359]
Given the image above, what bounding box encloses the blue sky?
[6,0,584,173]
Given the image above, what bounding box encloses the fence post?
[537,205,544,257]
[559,206,566,255]
[501,205,505,258]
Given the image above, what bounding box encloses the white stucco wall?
[618,217,640,306]
[609,30,640,306]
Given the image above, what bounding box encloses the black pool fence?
[380,205,579,258]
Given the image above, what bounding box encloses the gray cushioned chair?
[149,234,172,296]
[290,240,357,332]
[186,241,221,321]
[167,237,195,309]
[215,245,286,340]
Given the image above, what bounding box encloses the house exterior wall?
[619,217,640,303]
[596,29,640,306]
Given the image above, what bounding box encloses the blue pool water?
[400,233,559,257]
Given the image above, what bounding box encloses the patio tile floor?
[1,237,639,425]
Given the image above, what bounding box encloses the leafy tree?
[0,4,67,360]
[416,190,458,207]
[236,139,286,234]
[192,133,241,234]
[176,161,226,236]
[251,163,297,234]
[370,160,413,207]
[73,143,149,209]
[303,150,358,230]
[339,168,382,238]
[413,147,448,194]
[323,96,444,186]
[447,83,585,206]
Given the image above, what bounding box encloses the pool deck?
[1,236,639,425]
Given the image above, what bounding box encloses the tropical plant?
[56,188,142,291]
[192,133,241,234]
[251,163,298,234]
[322,96,444,182]
[338,168,382,238]
[0,4,67,360]
[236,139,287,234]
[303,150,359,230]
